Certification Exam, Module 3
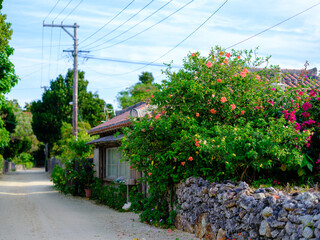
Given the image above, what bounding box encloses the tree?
[31,69,108,149]
[0,100,39,166]
[117,71,158,109]
[0,2,19,149]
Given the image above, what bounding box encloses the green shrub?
[121,46,315,226]
[51,165,66,192]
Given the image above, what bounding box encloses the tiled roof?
[88,101,147,135]
[280,67,320,88]
[86,134,124,145]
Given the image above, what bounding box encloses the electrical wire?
[87,0,228,76]
[87,0,195,51]
[87,0,173,49]
[81,0,155,49]
[226,1,320,49]
[81,0,136,44]
[44,0,62,22]
[81,55,183,68]
[53,0,74,22]
[62,0,85,22]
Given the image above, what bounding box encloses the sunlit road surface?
[0,168,195,240]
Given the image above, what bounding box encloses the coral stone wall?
[175,177,320,240]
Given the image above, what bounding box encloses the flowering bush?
[121,46,316,224]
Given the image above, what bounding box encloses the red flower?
[210,108,217,114]
[155,114,160,120]
[223,59,228,65]
[220,97,227,103]
[230,104,236,110]
[241,110,245,115]
[240,71,246,78]
[181,162,185,166]
[206,61,213,68]
[169,94,172,97]
[188,156,193,161]
[196,112,200,117]
[191,52,197,57]
[148,172,152,176]
[217,78,222,83]
[226,52,231,58]
[237,56,240,59]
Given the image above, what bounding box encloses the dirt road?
[0,169,195,240]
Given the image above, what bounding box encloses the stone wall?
[175,177,320,240]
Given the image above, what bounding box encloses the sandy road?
[0,169,195,240]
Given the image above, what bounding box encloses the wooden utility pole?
[43,22,88,140]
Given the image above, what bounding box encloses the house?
[87,101,150,185]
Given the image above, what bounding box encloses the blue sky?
[3,0,320,110]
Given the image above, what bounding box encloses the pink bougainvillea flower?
[220,97,227,103]
[237,56,241,59]
[230,104,236,110]
[196,112,200,117]
[210,108,217,114]
[271,88,275,91]
[181,162,185,166]
[267,99,274,106]
[212,94,215,98]
[155,114,160,120]
[226,52,231,58]
[294,123,301,131]
[302,102,311,111]
[243,68,249,73]
[301,112,310,118]
[241,110,245,115]
[191,52,197,57]
[256,75,261,81]
[206,61,213,68]
[148,172,152,176]
[317,97,320,101]
[234,74,238,77]
[309,90,317,97]
[188,156,193,161]
[168,229,172,233]
[298,91,305,96]
[217,78,222,83]
[151,95,154,98]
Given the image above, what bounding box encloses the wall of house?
[93,148,99,178]
[175,176,320,240]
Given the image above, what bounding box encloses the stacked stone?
[175,176,320,240]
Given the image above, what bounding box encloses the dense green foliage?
[0,100,39,167]
[31,69,107,148]
[52,122,96,162]
[0,3,18,149]
[117,71,158,109]
[120,47,319,225]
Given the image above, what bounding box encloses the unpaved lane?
[0,169,195,240]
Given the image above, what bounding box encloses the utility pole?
[43,22,88,140]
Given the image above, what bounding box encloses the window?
[105,148,130,179]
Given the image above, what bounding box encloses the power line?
[82,0,173,49]
[89,0,228,76]
[44,0,62,22]
[62,0,85,22]
[226,1,320,49]
[87,0,195,51]
[81,0,155,49]
[82,55,183,68]
[81,0,136,44]
[53,0,74,22]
